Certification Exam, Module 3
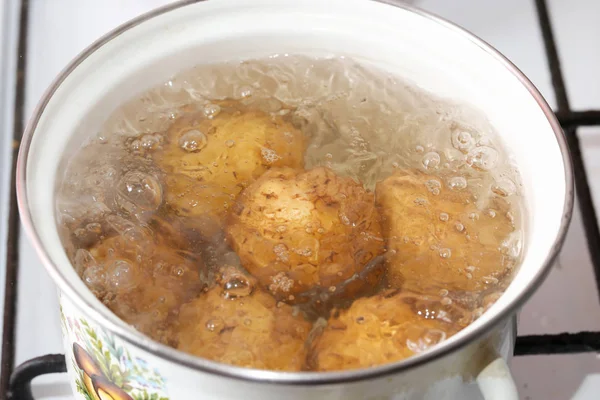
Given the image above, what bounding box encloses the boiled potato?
[81,223,204,344]
[153,101,305,236]
[375,169,516,294]
[226,166,385,302]
[309,290,469,371]
[176,266,311,371]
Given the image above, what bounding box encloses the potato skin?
[84,228,204,344]
[309,290,469,371]
[226,166,385,301]
[176,267,311,371]
[153,101,305,236]
[375,169,515,294]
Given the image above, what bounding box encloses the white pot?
[16,1,573,399]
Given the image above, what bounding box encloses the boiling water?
[56,55,523,369]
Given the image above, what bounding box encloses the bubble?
[440,297,452,306]
[425,179,441,195]
[273,243,290,262]
[325,153,333,159]
[225,140,235,148]
[451,131,475,153]
[486,209,497,218]
[83,265,106,291]
[439,213,449,222]
[116,171,163,214]
[206,317,224,332]
[295,247,313,257]
[472,308,484,319]
[483,276,499,285]
[179,129,208,152]
[276,225,287,233]
[492,178,517,197]
[406,328,447,353]
[448,176,467,191]
[106,214,136,235]
[439,248,451,259]
[96,133,108,144]
[261,147,281,164]
[501,234,523,259]
[339,214,351,226]
[203,103,221,119]
[415,145,425,154]
[455,222,465,232]
[140,133,162,150]
[237,85,253,98]
[107,260,137,292]
[223,276,254,299]
[422,152,440,169]
[86,222,102,234]
[74,249,97,275]
[244,318,252,326]
[506,212,515,225]
[483,292,503,311]
[269,272,294,293]
[467,146,499,171]
[356,316,365,324]
[130,139,141,151]
[414,197,427,206]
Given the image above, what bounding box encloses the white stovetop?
[2,0,600,399]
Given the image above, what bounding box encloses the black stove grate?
[3,0,600,398]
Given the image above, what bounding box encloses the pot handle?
[476,357,519,400]
[8,354,67,400]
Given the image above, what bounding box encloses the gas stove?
[2,1,600,399]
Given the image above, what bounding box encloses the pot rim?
[16,0,574,386]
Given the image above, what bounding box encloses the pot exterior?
[60,293,170,400]
[60,293,515,400]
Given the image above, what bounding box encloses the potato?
[176,266,311,371]
[309,290,470,371]
[375,169,516,294]
[81,223,205,344]
[153,101,306,236]
[226,166,385,302]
